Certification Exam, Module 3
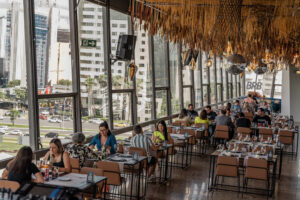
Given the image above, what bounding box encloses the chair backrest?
[70,158,80,173]
[81,167,104,176]
[216,156,238,177]
[215,125,229,139]
[195,123,209,137]
[279,130,294,145]
[129,147,147,156]
[172,121,182,127]
[97,161,122,186]
[179,129,196,144]
[258,128,273,139]
[244,112,253,122]
[167,127,173,134]
[0,180,20,192]
[237,127,252,135]
[245,157,268,180]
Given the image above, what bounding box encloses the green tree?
[98,75,107,88]
[0,91,5,100]
[6,80,21,88]
[85,77,96,116]
[9,109,19,126]
[15,88,27,102]
[57,79,72,86]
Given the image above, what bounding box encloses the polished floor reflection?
[146,144,300,200]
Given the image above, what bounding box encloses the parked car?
[0,126,9,131]
[45,132,58,138]
[0,131,5,135]
[39,115,47,120]
[63,116,71,121]
[9,130,22,135]
[41,110,50,115]
[114,123,128,128]
[88,118,103,124]
[48,118,62,123]
[0,115,3,120]
[4,111,11,116]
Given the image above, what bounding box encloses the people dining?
[152,120,173,144]
[177,108,193,126]
[187,104,198,120]
[205,105,217,121]
[253,108,271,127]
[231,100,242,113]
[195,110,210,126]
[244,94,255,105]
[225,103,232,111]
[43,138,71,172]
[65,132,98,167]
[215,109,235,139]
[89,121,117,154]
[242,102,254,114]
[131,125,161,179]
[235,112,251,128]
[2,146,44,185]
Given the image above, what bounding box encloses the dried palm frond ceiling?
[129,0,300,68]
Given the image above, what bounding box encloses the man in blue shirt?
[231,100,242,114]
[89,121,117,154]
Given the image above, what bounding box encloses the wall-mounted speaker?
[116,35,137,61]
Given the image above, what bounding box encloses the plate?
[57,177,71,181]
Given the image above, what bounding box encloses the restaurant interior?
[0,0,300,199]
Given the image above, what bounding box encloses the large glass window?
[183,87,191,108]
[134,24,152,123]
[78,1,109,133]
[39,97,74,149]
[34,0,73,94]
[156,90,167,118]
[153,35,167,87]
[112,93,132,129]
[0,0,28,155]
[169,42,180,114]
[210,58,216,104]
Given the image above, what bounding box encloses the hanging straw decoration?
[130,0,300,67]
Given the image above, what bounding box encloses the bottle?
[101,146,106,160]
[49,154,54,167]
[49,169,53,181]
[44,168,49,181]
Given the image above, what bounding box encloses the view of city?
[0,0,282,155]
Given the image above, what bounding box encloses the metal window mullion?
[220,64,224,102]
[207,64,211,105]
[69,0,82,132]
[23,0,39,151]
[270,72,276,98]
[235,75,238,97]
[178,42,184,110]
[230,73,233,99]
[191,61,195,107]
[243,70,246,96]
[103,1,114,129]
[225,71,229,100]
[198,51,203,107]
[165,41,172,117]
[149,35,156,120]
[214,56,218,105]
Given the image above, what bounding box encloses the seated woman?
[152,120,173,144]
[89,121,117,155]
[176,109,193,126]
[194,110,210,126]
[43,138,71,172]
[65,132,98,167]
[2,146,44,185]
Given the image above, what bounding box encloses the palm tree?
[85,77,96,117]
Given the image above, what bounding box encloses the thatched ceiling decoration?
[130,0,300,64]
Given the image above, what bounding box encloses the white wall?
[281,66,300,122]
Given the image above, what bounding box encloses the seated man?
[236,112,251,128]
[253,108,271,127]
[205,105,217,121]
[130,125,161,180]
[231,100,242,114]
[215,109,235,139]
[187,104,198,120]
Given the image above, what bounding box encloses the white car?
[49,118,62,123]
[88,118,103,124]
[41,111,50,115]
[9,130,22,135]
[0,115,3,120]
[0,126,9,131]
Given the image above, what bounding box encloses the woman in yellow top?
[195,110,210,125]
[152,120,173,144]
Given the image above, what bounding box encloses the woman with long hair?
[194,110,210,125]
[43,138,71,172]
[152,120,173,144]
[2,146,44,184]
[177,108,193,126]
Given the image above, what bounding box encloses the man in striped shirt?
[130,125,160,179]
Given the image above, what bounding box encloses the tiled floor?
[146,142,300,200]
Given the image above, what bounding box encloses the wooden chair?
[70,158,80,173]
[215,156,240,191]
[258,128,273,140]
[194,123,209,138]
[0,180,20,192]
[97,161,125,186]
[80,167,104,198]
[236,127,252,138]
[214,125,230,145]
[244,112,253,122]
[129,147,147,170]
[172,121,182,127]
[167,127,173,134]
[278,130,295,156]
[244,158,269,196]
